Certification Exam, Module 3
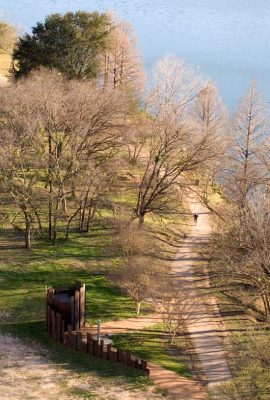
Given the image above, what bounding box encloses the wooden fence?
[45,284,150,375]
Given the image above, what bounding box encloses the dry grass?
[0,52,11,76]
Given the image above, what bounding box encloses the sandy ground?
[0,333,167,400]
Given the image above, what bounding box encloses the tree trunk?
[48,132,53,240]
[62,195,68,214]
[24,213,31,249]
[136,301,141,315]
[80,190,90,232]
[52,200,60,245]
[262,293,270,322]
[65,208,81,240]
[86,204,95,233]
[138,213,144,225]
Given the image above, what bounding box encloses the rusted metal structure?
[46,282,85,335]
[45,282,150,375]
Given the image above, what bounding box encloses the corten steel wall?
[45,283,150,375]
[46,282,85,332]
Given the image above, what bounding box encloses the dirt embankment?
[0,333,165,400]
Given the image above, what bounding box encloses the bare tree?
[0,94,44,248]
[123,112,151,165]
[103,15,146,93]
[134,56,220,223]
[37,71,127,243]
[117,256,160,315]
[211,193,270,322]
[113,221,165,314]
[155,284,199,343]
[224,82,269,208]
[0,69,129,245]
[190,82,229,215]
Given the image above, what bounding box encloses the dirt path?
[171,196,231,387]
[84,314,161,335]
[85,318,206,399]
[149,364,206,399]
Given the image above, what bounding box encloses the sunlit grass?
[112,324,192,377]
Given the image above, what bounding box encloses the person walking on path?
[193,212,199,225]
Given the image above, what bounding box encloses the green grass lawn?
[0,225,140,325]
[112,324,192,377]
[0,223,154,387]
[0,198,191,382]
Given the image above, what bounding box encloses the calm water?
[0,0,270,109]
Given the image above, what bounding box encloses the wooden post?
[70,295,75,330]
[50,309,56,338]
[93,339,98,357]
[129,357,136,368]
[117,349,126,365]
[81,334,87,353]
[125,351,132,368]
[63,331,69,347]
[55,312,62,342]
[107,344,112,360]
[87,333,94,355]
[77,332,83,351]
[109,348,117,362]
[45,286,48,329]
[61,319,65,343]
[47,305,51,334]
[74,289,80,331]
[71,331,77,350]
[79,284,85,328]
[68,330,73,348]
[141,360,148,372]
[99,339,104,358]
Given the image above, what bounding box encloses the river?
[0,0,269,109]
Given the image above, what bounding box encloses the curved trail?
[86,196,231,397]
[172,196,231,386]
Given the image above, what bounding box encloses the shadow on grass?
[0,267,139,324]
[112,326,192,378]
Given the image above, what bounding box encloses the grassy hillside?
[0,198,193,386]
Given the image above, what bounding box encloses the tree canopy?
[12,11,111,79]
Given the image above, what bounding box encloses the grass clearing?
[0,225,144,326]
[0,187,192,388]
[112,324,192,378]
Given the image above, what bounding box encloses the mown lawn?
[0,225,139,325]
[0,223,155,387]
[0,206,192,382]
[112,325,192,377]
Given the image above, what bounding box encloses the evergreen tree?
[13,11,111,79]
